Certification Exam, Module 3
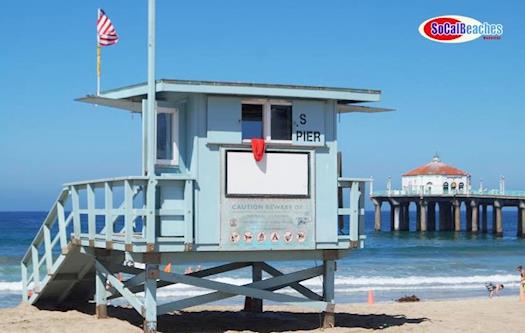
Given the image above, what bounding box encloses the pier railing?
[20,175,194,301]
[372,189,525,198]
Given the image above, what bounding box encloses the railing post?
[146,178,157,252]
[21,261,28,302]
[124,180,133,251]
[349,181,360,244]
[105,182,113,249]
[31,245,40,293]
[43,224,53,274]
[184,180,194,249]
[57,200,67,252]
[358,181,365,240]
[71,186,81,240]
[87,183,96,246]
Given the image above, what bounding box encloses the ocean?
[1,210,524,308]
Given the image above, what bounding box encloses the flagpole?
[96,9,101,96]
[146,0,156,176]
[97,43,101,95]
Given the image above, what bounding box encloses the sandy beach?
[1,296,524,333]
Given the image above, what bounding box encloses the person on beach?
[485,283,504,298]
[518,265,525,301]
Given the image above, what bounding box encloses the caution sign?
[220,197,314,250]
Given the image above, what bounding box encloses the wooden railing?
[21,175,194,302]
[337,177,369,247]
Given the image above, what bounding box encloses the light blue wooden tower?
[20,1,388,332]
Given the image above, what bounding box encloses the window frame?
[155,106,179,167]
[241,99,292,143]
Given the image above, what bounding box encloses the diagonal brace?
[260,262,323,301]
[95,260,144,315]
[108,261,252,300]
[157,265,326,315]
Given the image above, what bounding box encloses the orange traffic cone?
[367,290,375,304]
[164,262,172,273]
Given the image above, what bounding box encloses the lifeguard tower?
[20,2,389,332]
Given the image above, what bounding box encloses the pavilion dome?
[402,155,468,177]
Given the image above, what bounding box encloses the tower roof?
[403,155,468,177]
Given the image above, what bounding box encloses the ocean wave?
[325,274,519,287]
[1,274,518,294]
[0,281,21,291]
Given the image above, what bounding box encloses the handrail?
[337,178,369,245]
[63,174,194,187]
[21,175,196,303]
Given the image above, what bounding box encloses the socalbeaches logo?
[419,15,503,43]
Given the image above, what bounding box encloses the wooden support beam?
[260,262,323,301]
[108,262,253,300]
[95,260,144,314]
[144,264,158,333]
[95,264,108,319]
[322,260,336,329]
[156,265,326,315]
[31,245,40,292]
[21,262,28,302]
[244,262,263,312]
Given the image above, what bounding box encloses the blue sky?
[0,0,524,210]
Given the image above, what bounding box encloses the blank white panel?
[226,151,309,196]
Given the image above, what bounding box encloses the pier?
[370,155,525,236]
[371,191,525,236]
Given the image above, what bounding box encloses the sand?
[1,296,524,333]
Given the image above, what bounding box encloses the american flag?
[97,9,119,46]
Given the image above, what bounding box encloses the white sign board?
[226,151,309,197]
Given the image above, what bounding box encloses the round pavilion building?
[401,155,471,195]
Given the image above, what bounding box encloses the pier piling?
[400,203,409,231]
[471,201,479,233]
[494,200,503,236]
[481,204,488,233]
[466,204,472,232]
[373,199,382,231]
[428,202,436,231]
[419,200,427,232]
[393,203,401,231]
[453,200,461,232]
[519,201,525,238]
